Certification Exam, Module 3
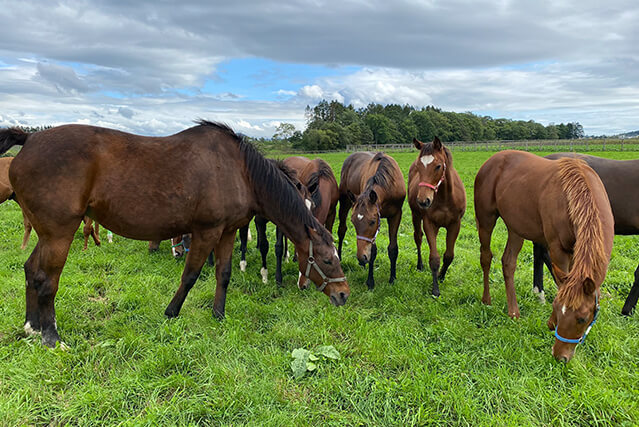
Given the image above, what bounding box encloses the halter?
[356,203,381,244]
[171,241,189,253]
[303,239,347,292]
[554,292,600,345]
[418,162,447,193]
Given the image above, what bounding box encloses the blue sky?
[0,0,637,137]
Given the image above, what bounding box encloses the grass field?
[1,149,638,425]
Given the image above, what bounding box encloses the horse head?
[296,225,349,307]
[412,136,448,209]
[547,264,600,362]
[350,189,381,265]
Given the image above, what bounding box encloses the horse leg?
[411,209,424,271]
[438,220,461,282]
[255,216,269,284]
[148,240,160,253]
[25,234,75,347]
[366,243,378,290]
[337,196,351,259]
[477,212,497,306]
[325,204,337,234]
[21,212,32,250]
[212,230,238,319]
[621,263,639,316]
[387,212,401,284]
[165,229,220,318]
[275,227,284,286]
[502,229,524,319]
[532,243,551,303]
[238,225,248,272]
[91,221,101,246]
[423,219,441,297]
[82,218,94,250]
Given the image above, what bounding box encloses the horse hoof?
[239,260,247,272]
[260,268,268,284]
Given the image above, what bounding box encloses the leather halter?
[554,292,600,345]
[356,203,381,244]
[418,162,446,193]
[303,239,347,292]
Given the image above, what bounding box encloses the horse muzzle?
[329,289,349,307]
[417,198,432,210]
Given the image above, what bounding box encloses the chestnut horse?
[533,153,639,316]
[475,150,614,362]
[0,121,349,347]
[338,152,406,289]
[408,137,466,297]
[2,156,99,250]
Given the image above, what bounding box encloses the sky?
[0,0,637,138]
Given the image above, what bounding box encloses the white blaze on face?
[334,248,339,258]
[357,214,364,221]
[561,305,567,315]
[420,155,434,167]
[305,199,312,210]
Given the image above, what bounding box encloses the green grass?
[1,150,638,425]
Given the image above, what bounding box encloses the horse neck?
[256,197,310,246]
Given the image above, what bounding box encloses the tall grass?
[0,150,637,425]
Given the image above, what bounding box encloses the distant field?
[0,149,638,425]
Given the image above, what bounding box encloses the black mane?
[195,120,332,244]
[364,152,395,190]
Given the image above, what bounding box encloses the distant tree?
[272,123,296,141]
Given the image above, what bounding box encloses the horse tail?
[555,158,606,309]
[0,128,29,154]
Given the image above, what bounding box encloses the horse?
[408,137,466,297]
[0,121,349,348]
[474,150,614,362]
[2,156,99,250]
[338,152,406,289]
[532,153,639,316]
[238,159,314,285]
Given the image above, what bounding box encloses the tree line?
[255,100,584,152]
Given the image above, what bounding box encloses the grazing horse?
[408,137,466,297]
[0,121,349,348]
[474,150,614,362]
[533,153,639,316]
[338,152,406,289]
[239,159,314,285]
[2,156,98,250]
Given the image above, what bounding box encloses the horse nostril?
[339,291,348,302]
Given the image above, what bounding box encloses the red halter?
[418,162,446,193]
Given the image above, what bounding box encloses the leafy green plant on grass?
[291,345,340,379]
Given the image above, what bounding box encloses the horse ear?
[413,138,423,150]
[369,190,378,204]
[552,264,568,284]
[583,277,596,295]
[346,190,356,203]
[433,136,442,151]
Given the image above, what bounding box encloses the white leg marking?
[107,231,113,243]
[247,229,252,241]
[24,321,40,336]
[420,155,434,167]
[239,260,247,272]
[261,267,268,284]
[538,290,546,304]
[285,250,290,263]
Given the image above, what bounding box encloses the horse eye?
[435,164,442,171]
[576,317,587,324]
[324,259,332,265]
[369,220,375,226]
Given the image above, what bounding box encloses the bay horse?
[475,150,614,362]
[338,152,406,289]
[408,137,466,297]
[0,121,349,348]
[532,153,639,316]
[238,159,314,285]
[2,156,99,250]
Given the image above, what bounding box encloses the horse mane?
[194,120,332,244]
[306,159,336,211]
[555,158,607,309]
[364,152,395,192]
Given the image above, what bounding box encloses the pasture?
[0,148,638,425]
